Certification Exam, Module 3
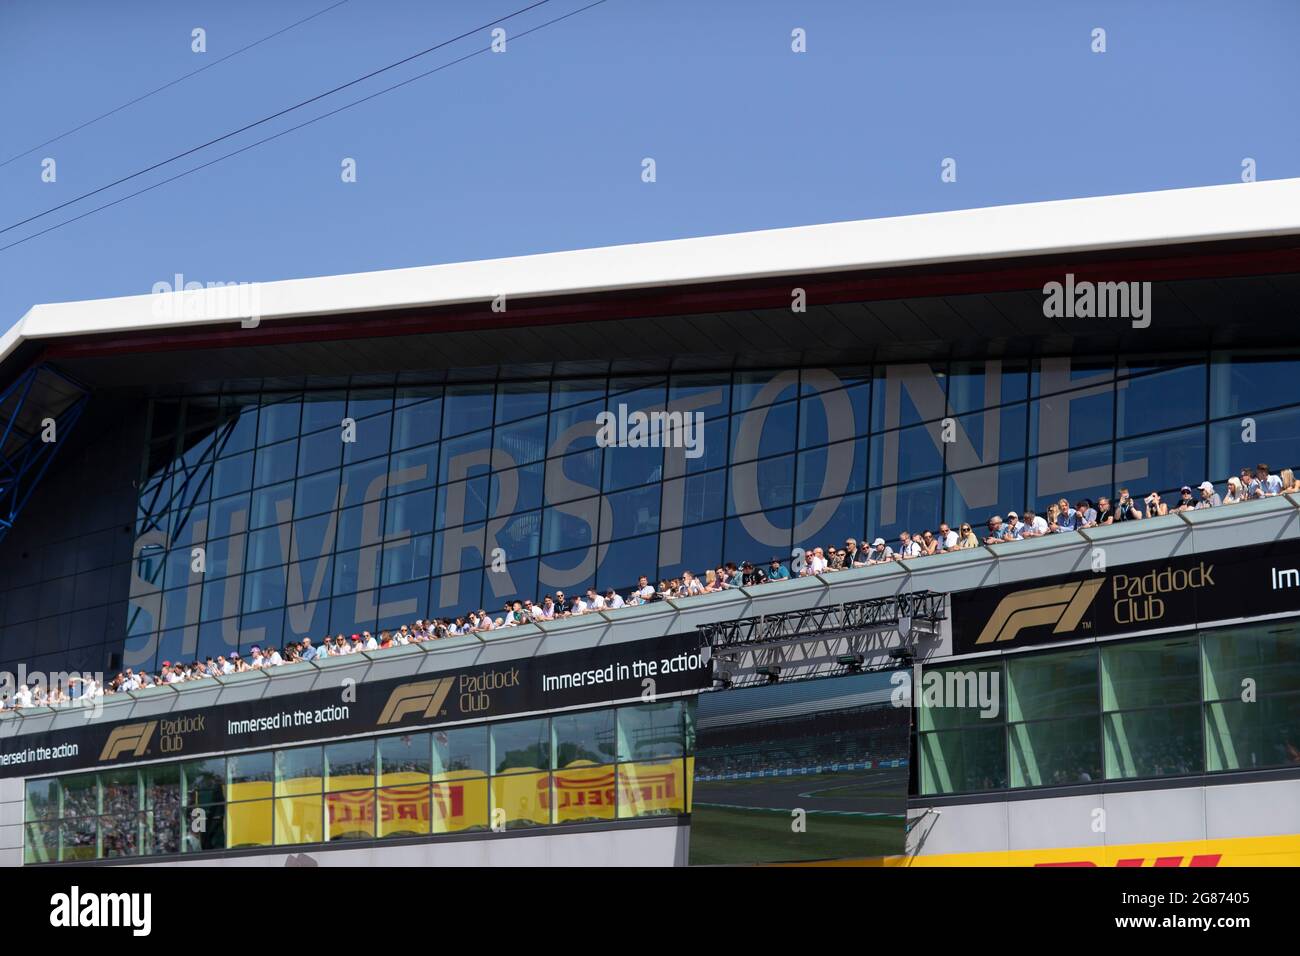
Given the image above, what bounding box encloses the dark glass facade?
[120,350,1300,671]
[918,619,1300,795]
[24,698,694,863]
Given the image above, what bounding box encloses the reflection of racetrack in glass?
[696,767,906,816]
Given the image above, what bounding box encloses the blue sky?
[1,0,1296,330]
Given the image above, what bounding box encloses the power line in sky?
[0,0,610,255]
[0,0,354,169]
[0,0,554,238]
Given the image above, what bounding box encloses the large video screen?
[689,670,910,865]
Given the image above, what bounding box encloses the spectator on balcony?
[956,523,979,549]
[681,571,706,596]
[1257,463,1284,496]
[741,561,768,586]
[1170,486,1198,514]
[586,587,608,611]
[605,588,626,609]
[1076,500,1098,529]
[938,522,958,550]
[1003,512,1026,540]
[897,531,921,559]
[1143,492,1168,518]
[635,576,656,603]
[826,546,845,571]
[1281,468,1299,494]
[1023,508,1049,536]
[1094,497,1115,526]
[866,537,893,563]
[984,516,1006,544]
[920,530,939,555]
[804,547,828,575]
[1055,502,1078,532]
[1240,467,1262,499]
[768,556,792,581]
[1115,489,1142,522]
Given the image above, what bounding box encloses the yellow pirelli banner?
[830,834,1300,867]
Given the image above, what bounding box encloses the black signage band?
[0,633,711,778]
[952,538,1300,655]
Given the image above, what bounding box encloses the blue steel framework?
[122,350,1300,672]
[0,366,89,546]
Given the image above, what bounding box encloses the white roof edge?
[8,178,1300,368]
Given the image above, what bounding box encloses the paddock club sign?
[0,633,711,778]
[952,537,1300,655]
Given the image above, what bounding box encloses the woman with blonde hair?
[1223,476,1245,504]
[1281,468,1299,494]
[956,522,979,549]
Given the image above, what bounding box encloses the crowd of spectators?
[3,464,1296,710]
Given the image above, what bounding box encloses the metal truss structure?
[698,591,946,689]
[0,366,89,546]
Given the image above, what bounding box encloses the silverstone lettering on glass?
[123,357,1161,669]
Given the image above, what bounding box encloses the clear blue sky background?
[1,0,1296,331]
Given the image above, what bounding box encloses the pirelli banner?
[0,632,710,779]
[952,538,1300,655]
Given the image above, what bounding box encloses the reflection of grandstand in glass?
[690,671,909,866]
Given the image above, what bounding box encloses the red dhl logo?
[324,784,465,825]
[537,768,677,810]
[1035,855,1222,868]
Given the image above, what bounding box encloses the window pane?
[1101,637,1200,711]
[553,709,617,768]
[433,778,489,833]
[491,772,550,829]
[379,732,431,786]
[618,759,687,818]
[378,785,430,838]
[1006,648,1097,722]
[1210,352,1300,418]
[919,726,1007,794]
[434,726,489,778]
[492,719,549,774]
[1009,718,1101,788]
[1205,694,1300,772]
[617,701,686,761]
[25,779,59,822]
[326,790,375,841]
[226,799,272,849]
[553,765,616,823]
[61,775,98,818]
[184,757,228,804]
[1117,363,1207,437]
[325,739,375,792]
[1202,624,1300,701]
[60,817,98,861]
[1103,704,1201,780]
[100,813,142,858]
[274,795,323,845]
[274,746,323,796]
[918,662,1004,731]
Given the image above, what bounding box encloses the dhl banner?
[0,632,711,779]
[952,537,1300,654]
[825,834,1300,867]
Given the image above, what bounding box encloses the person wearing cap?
[741,562,767,587]
[1196,480,1222,509]
[866,537,893,564]
[1003,512,1025,540]
[768,556,791,580]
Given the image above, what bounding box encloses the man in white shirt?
[267,647,284,666]
[1023,508,1049,537]
[604,589,625,609]
[15,684,32,708]
[634,576,655,602]
[570,594,588,615]
[897,532,921,559]
[938,523,958,550]
[586,588,607,611]
[1257,463,1283,496]
[681,571,706,596]
[363,632,378,651]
